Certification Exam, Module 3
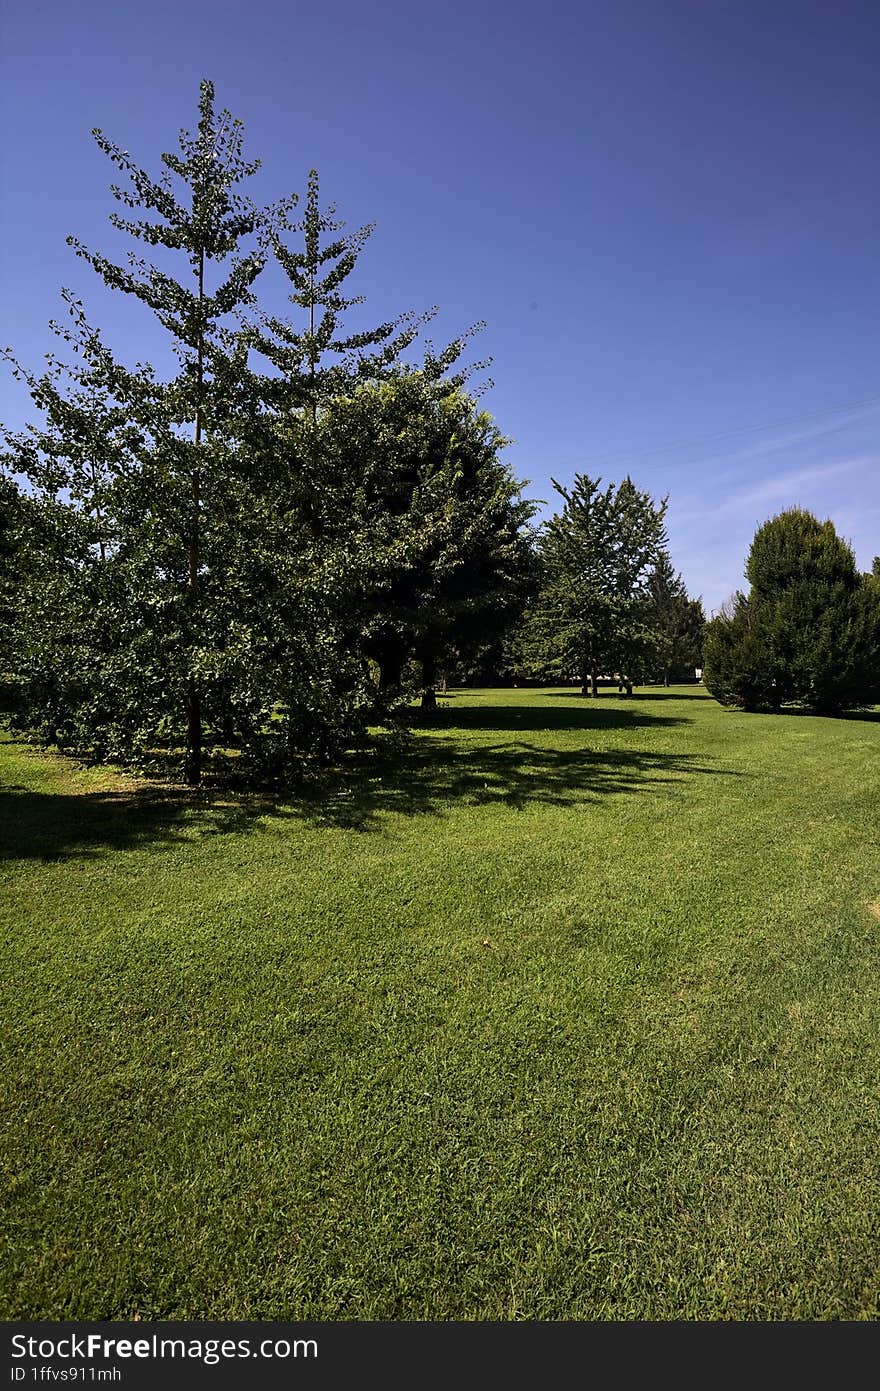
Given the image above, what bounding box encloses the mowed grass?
[2,686,879,1320]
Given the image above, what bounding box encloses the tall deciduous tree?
[520,475,668,696]
[240,169,483,569]
[75,80,279,783]
[246,169,445,414]
[5,80,284,781]
[236,167,505,717]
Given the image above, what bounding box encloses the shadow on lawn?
[304,736,737,832]
[0,709,740,859]
[0,780,265,864]
[551,688,710,703]
[430,703,694,733]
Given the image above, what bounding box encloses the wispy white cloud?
[714,454,872,516]
[667,453,879,615]
[671,454,875,531]
[624,397,880,616]
[666,405,880,484]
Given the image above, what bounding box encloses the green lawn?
[2,686,879,1320]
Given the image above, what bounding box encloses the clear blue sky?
[2,0,878,612]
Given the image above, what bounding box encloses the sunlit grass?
[2,686,879,1318]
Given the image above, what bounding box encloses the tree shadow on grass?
[424,704,694,733]
[551,688,710,703]
[790,706,880,724]
[302,736,742,832]
[0,780,267,864]
[0,721,743,860]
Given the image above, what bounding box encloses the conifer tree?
[704,508,880,713]
[520,475,668,696]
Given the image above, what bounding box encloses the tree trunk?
[664,671,670,687]
[623,677,633,697]
[591,662,598,699]
[378,654,403,694]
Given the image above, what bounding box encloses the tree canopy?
[315,370,535,707]
[518,474,669,696]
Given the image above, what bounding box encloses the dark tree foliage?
[518,474,669,696]
[700,591,778,711]
[643,554,705,684]
[444,530,543,689]
[315,371,536,709]
[704,508,880,714]
[0,475,36,697]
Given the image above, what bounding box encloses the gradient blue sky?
[2,0,878,612]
